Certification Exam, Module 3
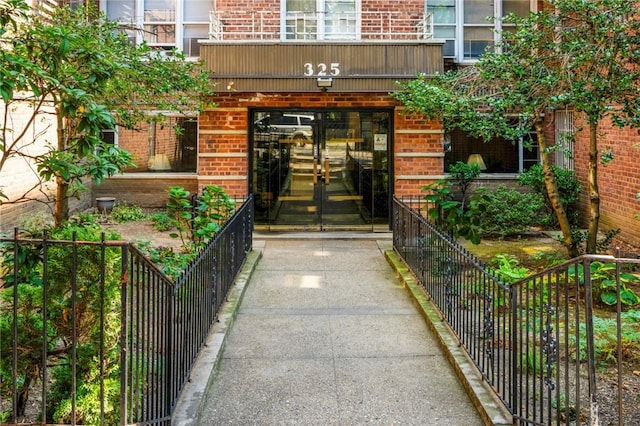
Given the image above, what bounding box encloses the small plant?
[423,179,489,245]
[109,202,146,223]
[570,311,640,367]
[136,241,195,281]
[166,185,235,249]
[569,261,640,307]
[150,211,172,231]
[491,254,530,283]
[448,161,481,211]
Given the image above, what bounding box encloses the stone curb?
[172,249,263,426]
[384,249,513,426]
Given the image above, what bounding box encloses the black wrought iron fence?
[393,196,639,426]
[0,195,253,425]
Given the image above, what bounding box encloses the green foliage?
[518,164,581,226]
[570,311,640,367]
[472,185,548,237]
[448,161,481,210]
[0,220,123,423]
[491,254,530,283]
[150,211,172,231]
[395,0,640,256]
[567,228,620,256]
[109,202,146,223]
[136,241,195,281]
[0,2,212,224]
[167,185,235,250]
[569,262,640,308]
[423,180,489,245]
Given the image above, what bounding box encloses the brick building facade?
[570,116,640,246]
[8,0,640,242]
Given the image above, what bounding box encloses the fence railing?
[209,10,433,41]
[392,196,639,425]
[0,195,253,425]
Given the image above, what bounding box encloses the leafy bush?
[109,202,146,223]
[167,185,235,249]
[472,185,549,238]
[150,211,172,231]
[569,261,640,307]
[423,180,489,244]
[0,219,123,424]
[517,164,581,226]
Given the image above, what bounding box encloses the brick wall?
[93,175,198,208]
[571,114,640,247]
[199,92,443,199]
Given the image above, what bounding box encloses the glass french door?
[252,110,391,231]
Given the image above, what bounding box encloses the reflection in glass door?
[252,110,391,231]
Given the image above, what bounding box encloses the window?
[428,0,531,61]
[100,129,118,146]
[104,0,211,57]
[445,127,538,173]
[555,111,574,171]
[284,0,358,40]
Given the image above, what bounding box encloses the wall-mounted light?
[317,77,333,90]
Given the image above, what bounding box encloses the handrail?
[209,10,433,41]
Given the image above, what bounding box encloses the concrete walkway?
[184,236,489,425]
[172,233,511,426]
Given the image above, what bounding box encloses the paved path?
[195,237,483,425]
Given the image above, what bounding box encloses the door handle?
[324,158,330,184]
[313,159,318,184]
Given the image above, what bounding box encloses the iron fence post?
[120,245,129,426]
[583,257,598,424]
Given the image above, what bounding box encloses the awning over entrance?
[200,42,444,92]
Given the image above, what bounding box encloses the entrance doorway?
[252,110,391,231]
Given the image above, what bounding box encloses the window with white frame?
[284,0,358,40]
[104,0,212,57]
[427,0,531,62]
[555,110,575,171]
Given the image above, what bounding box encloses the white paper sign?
[374,134,387,151]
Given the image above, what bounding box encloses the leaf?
[620,289,640,306]
[601,291,619,306]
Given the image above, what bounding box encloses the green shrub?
[517,164,581,226]
[167,185,235,249]
[472,185,548,238]
[0,220,123,424]
[109,202,146,223]
[150,211,172,231]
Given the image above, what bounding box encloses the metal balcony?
[209,10,433,42]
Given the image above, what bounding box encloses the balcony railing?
[209,11,433,41]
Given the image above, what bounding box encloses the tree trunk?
[535,119,578,257]
[54,109,69,227]
[54,175,69,227]
[586,121,600,254]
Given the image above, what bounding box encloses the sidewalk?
[175,235,496,425]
